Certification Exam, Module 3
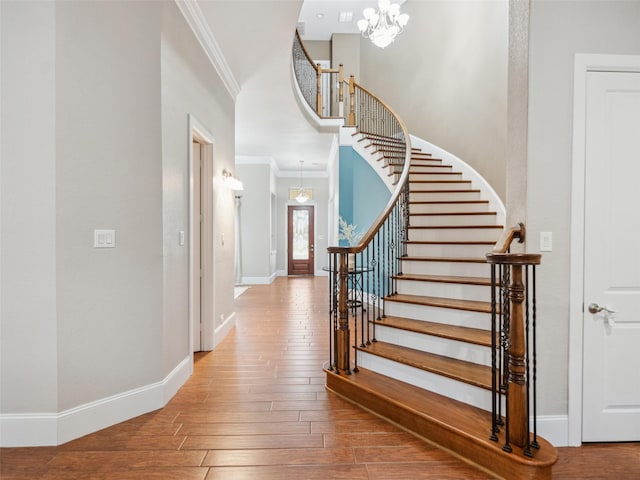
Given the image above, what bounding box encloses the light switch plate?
[540,231,552,252]
[94,229,116,248]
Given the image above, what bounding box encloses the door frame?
[285,201,317,276]
[188,114,215,357]
[568,54,640,446]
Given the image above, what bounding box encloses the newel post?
[336,252,351,373]
[486,251,541,452]
[507,263,528,448]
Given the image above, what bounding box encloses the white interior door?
[582,71,640,441]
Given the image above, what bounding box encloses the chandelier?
[357,0,409,49]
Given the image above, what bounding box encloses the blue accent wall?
[339,146,390,246]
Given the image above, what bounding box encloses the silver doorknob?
[588,303,616,315]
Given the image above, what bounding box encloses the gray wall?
[527,0,640,415]
[305,40,331,62]
[1,0,59,415]
[1,0,236,434]
[160,1,236,367]
[237,163,273,280]
[359,0,509,200]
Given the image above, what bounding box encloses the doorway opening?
[287,204,315,276]
[189,115,215,354]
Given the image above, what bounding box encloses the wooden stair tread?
[393,273,492,286]
[401,255,488,263]
[410,188,481,194]
[384,293,492,313]
[409,212,497,217]
[357,341,492,389]
[325,367,557,479]
[374,315,492,347]
[408,224,503,229]
[409,164,451,168]
[410,180,472,184]
[410,200,489,204]
[404,240,495,245]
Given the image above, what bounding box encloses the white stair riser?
[383,301,491,330]
[401,259,490,277]
[373,324,491,366]
[408,228,502,242]
[409,182,472,191]
[357,351,492,412]
[410,191,481,202]
[410,173,462,181]
[409,214,498,227]
[395,279,491,301]
[406,243,493,258]
[409,202,490,214]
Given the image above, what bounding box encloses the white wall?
[55,0,164,412]
[1,0,59,417]
[160,1,236,371]
[237,162,273,282]
[527,0,640,416]
[359,0,509,200]
[0,0,237,446]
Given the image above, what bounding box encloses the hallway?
[1,277,638,479]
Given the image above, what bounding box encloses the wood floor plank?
[202,447,355,467]
[178,421,310,436]
[181,434,324,450]
[205,464,369,480]
[1,277,636,480]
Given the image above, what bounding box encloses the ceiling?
[194,0,392,174]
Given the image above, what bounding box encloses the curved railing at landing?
[293,31,412,374]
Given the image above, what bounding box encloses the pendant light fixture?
[296,160,309,203]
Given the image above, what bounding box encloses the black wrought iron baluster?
[353,250,361,373]
[490,263,499,442]
[501,262,512,453]
[364,245,371,346]
[524,265,532,457]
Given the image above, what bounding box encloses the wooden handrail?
[294,30,319,74]
[328,80,412,255]
[491,222,525,254]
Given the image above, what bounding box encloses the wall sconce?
[222,169,244,191]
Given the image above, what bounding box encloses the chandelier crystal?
[357,0,409,49]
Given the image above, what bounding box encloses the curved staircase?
[326,134,557,480]
[291,30,557,480]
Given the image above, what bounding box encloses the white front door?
[582,70,640,441]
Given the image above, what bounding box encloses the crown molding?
[175,0,241,101]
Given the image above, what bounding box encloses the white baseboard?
[0,356,191,447]
[213,312,236,349]
[242,273,276,284]
[536,414,569,447]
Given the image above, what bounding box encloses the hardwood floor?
[1,276,638,479]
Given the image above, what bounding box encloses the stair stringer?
[410,134,506,225]
[350,133,507,416]
[338,130,396,193]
